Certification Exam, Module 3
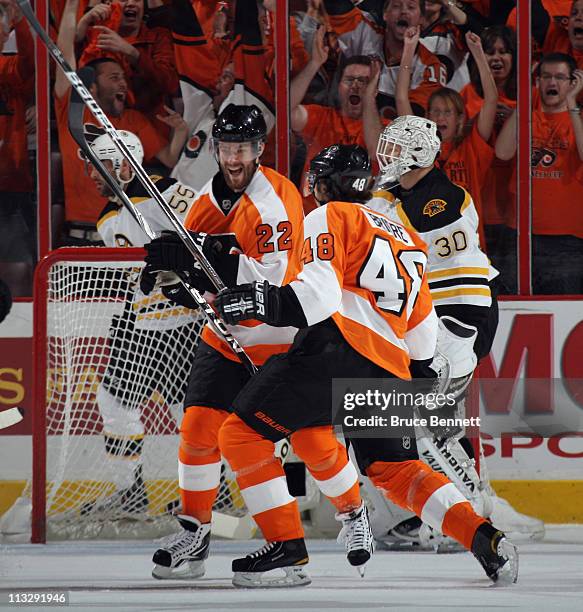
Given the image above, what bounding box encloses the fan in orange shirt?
[495,52,583,294]
[291,28,384,213]
[76,0,179,119]
[460,25,517,289]
[53,0,189,243]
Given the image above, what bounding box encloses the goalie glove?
[215,280,281,326]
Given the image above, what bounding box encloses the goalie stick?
[0,407,24,430]
[65,67,257,374]
[16,0,224,291]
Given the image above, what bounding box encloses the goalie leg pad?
[430,316,478,398]
[417,435,492,518]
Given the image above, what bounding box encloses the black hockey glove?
[140,263,216,297]
[144,231,239,285]
[215,280,281,326]
[161,281,200,310]
[144,231,200,273]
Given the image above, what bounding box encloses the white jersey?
[368,169,497,310]
[96,175,199,331]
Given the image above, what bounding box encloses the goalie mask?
[376,115,441,186]
[86,130,144,185]
[305,144,373,206]
[211,104,267,162]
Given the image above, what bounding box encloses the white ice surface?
[1,525,583,612]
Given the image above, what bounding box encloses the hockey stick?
[16,0,224,293]
[66,68,257,375]
[0,407,24,430]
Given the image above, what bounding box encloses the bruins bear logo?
[423,199,447,217]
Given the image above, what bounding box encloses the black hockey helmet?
[212,104,267,144]
[306,144,373,205]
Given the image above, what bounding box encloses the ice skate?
[79,470,149,520]
[231,538,310,588]
[489,495,545,541]
[152,515,210,579]
[336,502,374,576]
[471,522,518,585]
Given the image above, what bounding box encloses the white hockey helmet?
[376,115,441,185]
[88,130,144,184]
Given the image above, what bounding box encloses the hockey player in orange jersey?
[139,103,306,580]
[214,144,518,588]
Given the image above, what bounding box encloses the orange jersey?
[54,89,167,225]
[460,84,517,226]
[289,201,437,379]
[436,122,494,243]
[506,110,583,238]
[184,166,304,364]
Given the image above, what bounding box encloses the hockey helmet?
[88,130,144,184]
[376,115,441,185]
[211,104,267,162]
[306,144,372,205]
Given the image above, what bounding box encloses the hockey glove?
[144,231,240,286]
[161,281,200,310]
[215,280,281,326]
[144,231,200,273]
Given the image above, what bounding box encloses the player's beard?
[222,161,257,192]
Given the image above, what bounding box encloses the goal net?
[5,248,251,541]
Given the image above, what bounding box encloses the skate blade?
[232,565,311,588]
[492,540,519,586]
[152,560,205,580]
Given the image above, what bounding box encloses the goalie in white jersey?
[366,115,544,549]
[81,130,202,520]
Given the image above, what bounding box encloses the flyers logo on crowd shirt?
[532,147,557,168]
[423,198,447,217]
[184,130,207,159]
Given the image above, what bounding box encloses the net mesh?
[27,253,246,540]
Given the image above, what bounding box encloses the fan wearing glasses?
[495,52,583,295]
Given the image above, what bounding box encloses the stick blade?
[0,407,24,430]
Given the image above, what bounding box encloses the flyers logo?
[184,130,207,159]
[423,198,447,217]
[532,147,556,168]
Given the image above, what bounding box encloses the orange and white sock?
[178,405,229,519]
[219,414,304,541]
[291,427,361,513]
[367,459,486,549]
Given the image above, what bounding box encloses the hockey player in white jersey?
[366,115,544,548]
[80,129,203,520]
